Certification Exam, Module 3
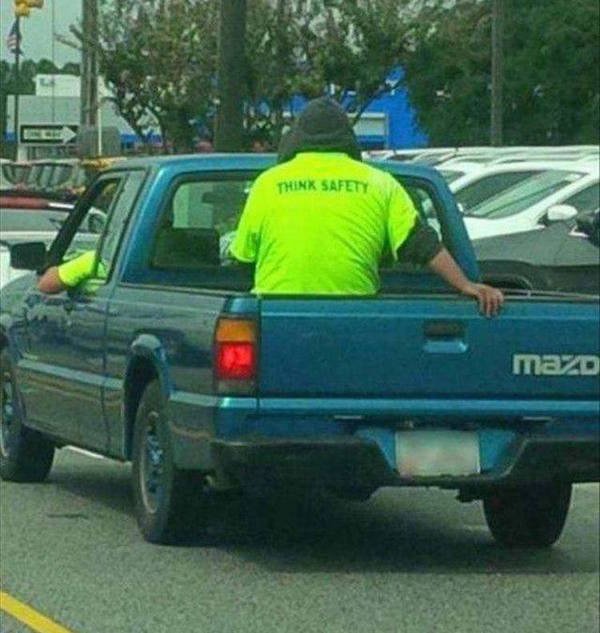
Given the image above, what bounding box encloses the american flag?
[6,20,21,55]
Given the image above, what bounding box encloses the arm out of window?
[37,266,67,294]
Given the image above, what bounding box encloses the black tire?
[483,483,572,548]
[0,348,54,482]
[131,380,209,544]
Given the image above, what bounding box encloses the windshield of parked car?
[438,169,466,183]
[455,170,543,211]
[464,170,587,219]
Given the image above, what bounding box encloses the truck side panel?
[103,285,259,464]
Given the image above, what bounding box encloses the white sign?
[20,125,79,145]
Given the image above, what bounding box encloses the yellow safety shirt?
[58,250,107,293]
[230,152,418,295]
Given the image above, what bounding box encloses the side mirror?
[546,204,578,223]
[87,208,107,234]
[10,242,47,271]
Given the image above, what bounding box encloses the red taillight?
[216,342,256,380]
[214,318,257,391]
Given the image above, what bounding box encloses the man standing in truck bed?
[231,97,503,316]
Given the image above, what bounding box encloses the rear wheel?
[131,380,210,544]
[483,483,572,548]
[0,348,54,482]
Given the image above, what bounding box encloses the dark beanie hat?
[277,97,362,163]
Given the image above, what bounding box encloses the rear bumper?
[211,437,391,491]
[210,434,600,491]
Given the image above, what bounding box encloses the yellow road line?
[0,591,74,633]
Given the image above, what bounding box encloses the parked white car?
[450,160,597,211]
[459,163,599,240]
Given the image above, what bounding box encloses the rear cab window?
[137,169,454,294]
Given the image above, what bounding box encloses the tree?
[402,0,492,146]
[91,0,420,152]
[0,59,37,152]
[402,0,599,145]
[35,59,60,75]
[95,0,218,152]
[61,62,81,75]
[245,0,415,145]
[502,0,599,144]
[313,0,412,121]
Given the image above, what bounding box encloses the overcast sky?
[1,0,81,65]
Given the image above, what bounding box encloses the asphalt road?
[1,448,598,633]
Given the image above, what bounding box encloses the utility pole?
[81,0,98,127]
[490,0,504,146]
[14,16,21,157]
[214,0,247,151]
[12,1,45,159]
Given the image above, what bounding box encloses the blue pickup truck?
[1,154,598,547]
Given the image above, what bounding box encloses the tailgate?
[259,296,599,414]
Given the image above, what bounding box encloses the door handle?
[423,321,467,354]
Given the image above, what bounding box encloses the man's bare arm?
[428,248,504,317]
[395,220,504,317]
[37,267,67,294]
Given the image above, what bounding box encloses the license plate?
[395,430,480,477]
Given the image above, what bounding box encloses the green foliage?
[37,0,596,151]
[503,0,599,144]
[320,0,412,119]
[97,0,218,152]
[403,0,599,145]
[96,0,412,150]
[35,59,60,75]
[245,0,413,143]
[0,60,37,96]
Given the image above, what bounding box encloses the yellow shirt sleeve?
[230,177,267,263]
[385,175,418,260]
[57,250,98,287]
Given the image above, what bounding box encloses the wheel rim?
[139,411,164,514]
[0,368,15,458]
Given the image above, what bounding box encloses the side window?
[380,178,454,292]
[151,176,254,270]
[401,181,441,229]
[564,184,600,214]
[97,171,145,278]
[66,178,122,255]
[47,177,123,289]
